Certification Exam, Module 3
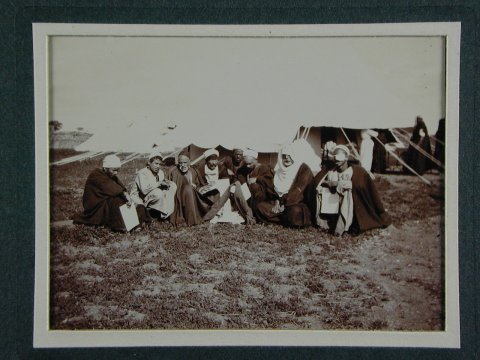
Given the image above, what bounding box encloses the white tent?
[75,117,298,155]
[62,35,444,167]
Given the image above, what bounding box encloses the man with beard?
[254,144,314,228]
[167,152,210,226]
[130,150,177,220]
[73,154,150,232]
[314,145,391,235]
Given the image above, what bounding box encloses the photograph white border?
[33,22,460,348]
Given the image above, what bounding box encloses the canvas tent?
[71,117,299,166]
[57,36,444,177]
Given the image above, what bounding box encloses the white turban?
[332,144,350,161]
[148,148,163,161]
[102,154,121,168]
[243,149,258,159]
[204,148,219,159]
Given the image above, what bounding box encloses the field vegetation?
[49,149,444,330]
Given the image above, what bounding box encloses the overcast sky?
[50,35,445,138]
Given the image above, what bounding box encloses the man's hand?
[272,200,284,214]
[124,192,133,207]
[159,180,170,190]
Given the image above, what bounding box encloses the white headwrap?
[273,139,321,197]
[103,155,121,168]
[273,143,303,197]
[148,148,163,161]
[243,149,258,159]
[332,144,350,161]
[204,148,219,159]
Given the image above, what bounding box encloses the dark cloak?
[404,118,433,175]
[167,166,211,226]
[236,162,274,219]
[197,161,256,224]
[222,156,243,182]
[433,118,445,168]
[371,131,388,173]
[313,164,391,234]
[73,168,149,231]
[255,163,314,228]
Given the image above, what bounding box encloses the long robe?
[193,161,253,223]
[433,118,445,169]
[404,119,433,175]
[236,162,274,220]
[131,167,176,218]
[73,168,149,231]
[371,131,388,173]
[313,164,391,234]
[255,163,314,228]
[222,156,243,182]
[167,166,210,226]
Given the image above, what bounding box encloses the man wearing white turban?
[314,144,391,235]
[130,150,177,219]
[73,155,150,232]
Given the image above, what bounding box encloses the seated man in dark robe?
[73,154,150,232]
[255,144,314,228]
[167,152,211,226]
[222,147,244,182]
[195,148,230,202]
[235,149,273,221]
[314,145,391,235]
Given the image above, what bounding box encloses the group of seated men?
[73,142,391,235]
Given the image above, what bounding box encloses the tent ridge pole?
[392,129,444,169]
[372,136,431,185]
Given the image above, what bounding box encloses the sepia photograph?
[33,23,460,347]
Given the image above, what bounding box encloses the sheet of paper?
[119,204,140,231]
[213,178,231,194]
[240,183,251,201]
[320,187,340,214]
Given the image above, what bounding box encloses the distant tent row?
[52,116,445,186]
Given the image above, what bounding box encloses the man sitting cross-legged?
[167,152,211,226]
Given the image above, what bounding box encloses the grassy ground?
[49,149,445,330]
